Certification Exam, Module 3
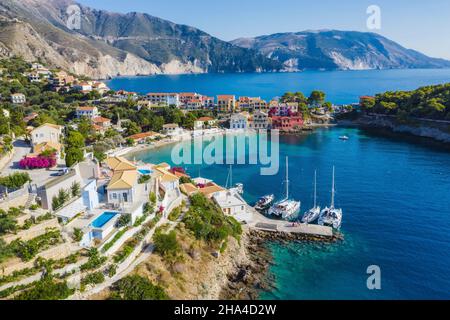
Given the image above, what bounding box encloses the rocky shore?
[220,228,343,300]
[339,115,450,144]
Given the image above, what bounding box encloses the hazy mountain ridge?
[231,30,450,71]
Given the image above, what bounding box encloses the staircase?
[24,193,36,209]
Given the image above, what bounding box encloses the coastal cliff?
[342,115,450,144]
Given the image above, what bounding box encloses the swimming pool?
[91,212,118,228]
[138,169,152,175]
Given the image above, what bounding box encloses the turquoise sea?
[109,70,450,299]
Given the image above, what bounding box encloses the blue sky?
[77,0,450,60]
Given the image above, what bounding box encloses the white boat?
[255,194,275,211]
[318,166,343,229]
[226,165,244,195]
[339,135,349,140]
[268,157,301,220]
[302,170,321,223]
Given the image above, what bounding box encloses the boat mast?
[314,170,317,208]
[331,166,335,208]
[225,165,232,189]
[285,157,289,199]
[230,165,233,187]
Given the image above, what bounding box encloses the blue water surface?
[91,212,118,228]
[107,69,450,104]
[131,127,450,300]
[112,69,450,299]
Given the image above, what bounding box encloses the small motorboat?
[339,135,349,140]
[255,194,275,211]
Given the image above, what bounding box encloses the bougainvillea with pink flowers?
[19,156,57,169]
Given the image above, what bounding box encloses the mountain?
[0,1,448,78]
[231,30,450,71]
[0,0,281,78]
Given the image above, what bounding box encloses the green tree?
[308,90,326,107]
[65,148,84,167]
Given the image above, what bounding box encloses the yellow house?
[106,170,138,204]
[105,156,137,171]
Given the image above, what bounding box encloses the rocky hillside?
[232,30,450,71]
[0,0,280,78]
[0,1,448,78]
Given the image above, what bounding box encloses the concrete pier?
[247,208,334,237]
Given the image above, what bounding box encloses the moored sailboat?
[268,157,301,220]
[302,170,321,223]
[318,166,343,229]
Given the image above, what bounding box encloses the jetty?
[247,207,334,237]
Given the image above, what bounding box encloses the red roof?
[217,95,235,100]
[128,131,158,141]
[197,117,214,122]
[77,106,96,111]
[93,116,111,123]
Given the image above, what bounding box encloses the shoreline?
[219,227,344,300]
[337,118,450,147]
[117,124,340,160]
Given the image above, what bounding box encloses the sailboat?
[268,157,301,220]
[318,166,343,229]
[226,165,244,195]
[301,170,321,223]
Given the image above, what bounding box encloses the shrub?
[0,213,17,235]
[138,175,151,184]
[168,206,182,222]
[116,214,131,228]
[70,182,81,197]
[153,230,180,262]
[107,264,117,277]
[80,248,107,271]
[81,271,105,289]
[109,275,168,300]
[0,172,31,189]
[72,228,83,242]
[183,193,242,244]
[19,156,56,169]
[102,228,128,253]
[14,277,73,300]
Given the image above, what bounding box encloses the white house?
[11,93,26,104]
[194,117,217,130]
[249,110,270,130]
[230,112,249,129]
[145,93,180,107]
[30,123,63,146]
[213,190,252,223]
[76,106,99,119]
[73,82,93,92]
[39,159,100,212]
[162,123,184,137]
